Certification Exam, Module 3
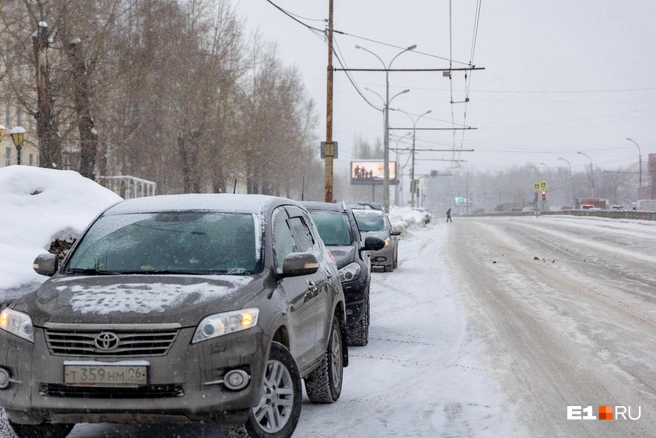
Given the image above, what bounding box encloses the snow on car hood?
[326,245,356,269]
[14,274,263,326]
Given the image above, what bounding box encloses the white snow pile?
[388,206,431,233]
[0,166,122,291]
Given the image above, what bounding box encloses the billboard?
[351,161,397,185]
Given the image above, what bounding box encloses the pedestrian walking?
[446,208,452,222]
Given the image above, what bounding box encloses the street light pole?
[356,44,416,212]
[577,151,594,198]
[393,132,412,206]
[627,138,642,200]
[539,162,551,181]
[397,109,432,208]
[558,157,572,206]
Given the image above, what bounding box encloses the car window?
[273,217,298,273]
[353,212,386,232]
[308,210,352,246]
[65,212,261,274]
[288,216,316,253]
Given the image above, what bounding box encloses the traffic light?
[542,190,546,201]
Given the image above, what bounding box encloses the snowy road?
[24,216,656,437]
[446,216,656,437]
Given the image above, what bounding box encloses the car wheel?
[346,300,369,347]
[383,262,393,272]
[9,422,74,438]
[305,316,344,403]
[224,342,302,438]
[393,248,398,269]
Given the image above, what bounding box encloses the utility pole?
[323,0,334,202]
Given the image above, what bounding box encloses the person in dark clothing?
[446,208,452,222]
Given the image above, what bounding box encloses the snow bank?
[388,206,431,233]
[0,166,122,290]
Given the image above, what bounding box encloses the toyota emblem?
[94,332,120,351]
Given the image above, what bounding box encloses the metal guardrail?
[97,175,156,199]
[470,210,656,221]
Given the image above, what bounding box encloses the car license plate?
[64,365,148,387]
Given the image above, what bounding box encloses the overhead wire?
[332,35,383,111]
[263,0,324,32]
[332,29,469,65]
[459,0,483,156]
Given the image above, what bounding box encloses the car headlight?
[192,308,259,343]
[338,262,361,282]
[384,238,390,247]
[0,308,34,343]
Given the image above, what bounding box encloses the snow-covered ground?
[2,167,656,437]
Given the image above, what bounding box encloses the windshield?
[353,212,386,232]
[308,210,351,246]
[65,212,261,275]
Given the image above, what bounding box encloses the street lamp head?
[9,126,25,148]
[577,151,582,154]
[407,44,417,51]
[402,89,410,94]
[355,45,362,49]
[0,125,6,142]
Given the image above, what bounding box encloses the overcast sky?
[235,0,656,178]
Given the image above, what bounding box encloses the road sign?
[532,181,548,191]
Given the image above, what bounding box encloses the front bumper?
[0,326,268,426]
[370,244,394,267]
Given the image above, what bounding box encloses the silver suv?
[0,194,348,438]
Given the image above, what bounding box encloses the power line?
[332,36,383,111]
[264,0,324,32]
[332,29,470,66]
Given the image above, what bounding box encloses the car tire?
[384,262,393,272]
[346,300,369,347]
[9,422,74,438]
[393,248,398,269]
[224,342,302,438]
[305,316,344,403]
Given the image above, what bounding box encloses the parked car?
[0,194,348,438]
[352,209,400,272]
[302,201,385,346]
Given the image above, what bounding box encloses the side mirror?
[390,230,402,236]
[33,253,58,277]
[281,252,320,277]
[363,236,385,252]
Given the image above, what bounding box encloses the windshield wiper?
[118,269,213,275]
[66,268,121,275]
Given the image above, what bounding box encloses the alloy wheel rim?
[252,359,295,433]
[330,326,343,387]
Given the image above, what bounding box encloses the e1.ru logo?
[567,406,641,420]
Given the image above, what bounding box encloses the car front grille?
[40,383,184,399]
[45,329,179,357]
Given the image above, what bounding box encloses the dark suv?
[302,202,384,346]
[0,194,347,438]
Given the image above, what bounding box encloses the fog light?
[0,368,10,389]
[224,369,250,391]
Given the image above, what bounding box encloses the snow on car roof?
[352,209,385,217]
[105,194,288,215]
